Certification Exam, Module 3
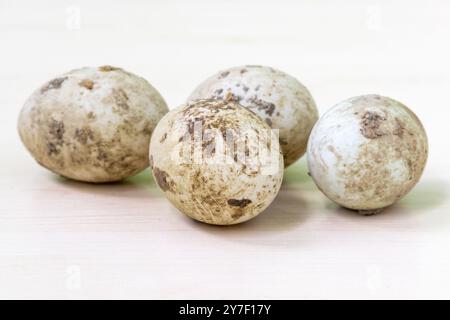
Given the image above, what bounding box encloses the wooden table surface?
[1,0,449,299]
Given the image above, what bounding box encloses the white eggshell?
[18,66,168,182]
[188,65,318,167]
[149,99,284,225]
[307,94,428,213]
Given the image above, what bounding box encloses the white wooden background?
[0,0,449,299]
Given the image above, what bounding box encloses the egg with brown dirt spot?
[149,99,284,225]
[188,65,318,167]
[307,94,428,214]
[18,66,169,182]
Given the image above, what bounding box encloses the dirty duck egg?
[149,99,284,225]
[188,65,318,167]
[307,94,428,214]
[18,66,169,182]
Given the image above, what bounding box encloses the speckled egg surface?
[307,94,428,213]
[18,66,169,182]
[149,99,284,225]
[188,65,318,167]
